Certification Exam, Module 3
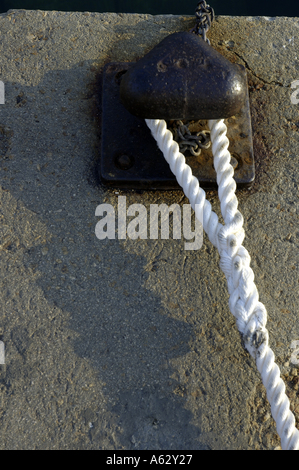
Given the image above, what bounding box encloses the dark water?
[0,0,299,17]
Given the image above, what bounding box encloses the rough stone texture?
[0,9,299,450]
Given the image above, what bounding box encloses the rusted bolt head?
[115,154,134,170]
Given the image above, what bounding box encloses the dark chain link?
[172,121,211,157]
[190,1,215,45]
[171,2,214,156]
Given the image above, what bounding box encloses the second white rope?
[145,117,299,450]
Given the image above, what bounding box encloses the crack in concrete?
[233,50,288,89]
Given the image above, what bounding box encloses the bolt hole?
[114,154,134,170]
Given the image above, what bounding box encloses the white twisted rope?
[145,118,299,450]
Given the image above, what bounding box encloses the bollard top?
[119,31,248,120]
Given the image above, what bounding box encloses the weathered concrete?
[0,9,299,450]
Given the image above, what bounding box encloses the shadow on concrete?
[0,56,208,449]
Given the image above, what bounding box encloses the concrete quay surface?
[0,9,299,450]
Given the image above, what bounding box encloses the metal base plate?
[99,62,255,190]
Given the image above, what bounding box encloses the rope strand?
[145,117,299,450]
